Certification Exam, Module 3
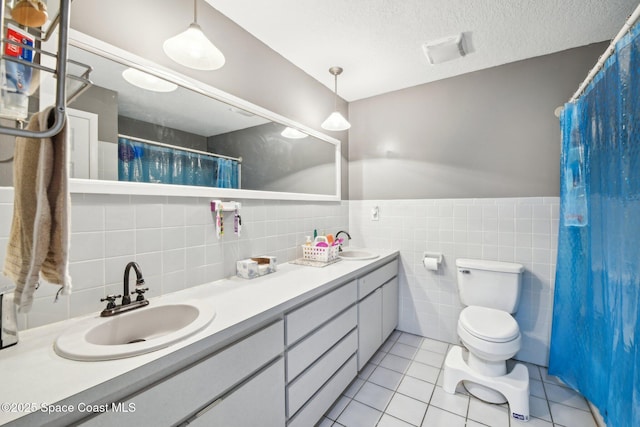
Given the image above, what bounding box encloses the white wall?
[0,189,348,330]
[349,197,558,366]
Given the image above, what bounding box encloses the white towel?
[3,106,72,312]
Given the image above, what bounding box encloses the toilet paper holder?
[423,252,443,265]
[423,252,444,271]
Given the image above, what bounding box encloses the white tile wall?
[0,188,558,366]
[349,197,559,366]
[0,188,348,331]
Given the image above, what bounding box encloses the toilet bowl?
[458,306,521,362]
[456,306,522,403]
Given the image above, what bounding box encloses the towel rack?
[0,0,92,138]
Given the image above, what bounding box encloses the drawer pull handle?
[195,398,223,418]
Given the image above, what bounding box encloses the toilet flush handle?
[459,269,471,274]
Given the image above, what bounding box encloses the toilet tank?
[456,258,525,313]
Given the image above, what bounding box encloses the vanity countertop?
[0,249,398,425]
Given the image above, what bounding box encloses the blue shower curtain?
[549,21,640,427]
[215,158,238,188]
[118,138,239,189]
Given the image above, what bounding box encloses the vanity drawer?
[358,259,398,299]
[287,305,357,381]
[286,280,357,345]
[81,320,283,427]
[288,354,357,427]
[287,329,357,417]
[188,358,285,427]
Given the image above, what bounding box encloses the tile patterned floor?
[320,331,599,427]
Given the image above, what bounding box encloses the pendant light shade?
[122,68,178,92]
[322,66,351,131]
[163,0,225,71]
[321,111,350,131]
[281,127,308,139]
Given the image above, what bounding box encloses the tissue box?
[236,256,277,279]
[236,259,259,279]
[257,256,277,275]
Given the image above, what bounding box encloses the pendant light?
[122,68,178,92]
[281,127,308,139]
[321,66,351,131]
[163,0,225,71]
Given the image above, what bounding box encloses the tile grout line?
[537,365,556,426]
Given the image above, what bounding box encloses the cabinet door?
[190,358,285,427]
[382,277,399,340]
[357,288,382,370]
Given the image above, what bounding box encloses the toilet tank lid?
[456,258,524,273]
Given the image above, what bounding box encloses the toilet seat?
[459,306,519,343]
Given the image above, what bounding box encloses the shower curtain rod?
[568,3,640,103]
[119,134,242,163]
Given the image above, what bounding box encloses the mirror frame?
[65,30,342,201]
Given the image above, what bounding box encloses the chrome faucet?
[122,261,145,305]
[335,230,351,251]
[100,262,149,317]
[335,230,351,240]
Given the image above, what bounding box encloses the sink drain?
[127,338,146,344]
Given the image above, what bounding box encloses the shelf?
[0,0,92,138]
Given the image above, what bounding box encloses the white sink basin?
[54,301,216,361]
[338,249,379,261]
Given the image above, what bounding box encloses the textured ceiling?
[206,0,638,101]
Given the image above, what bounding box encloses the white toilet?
[443,258,530,422]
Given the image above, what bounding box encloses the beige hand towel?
[3,106,72,312]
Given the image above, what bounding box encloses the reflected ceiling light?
[229,106,254,117]
[122,68,178,92]
[321,66,351,131]
[163,0,225,71]
[281,127,308,139]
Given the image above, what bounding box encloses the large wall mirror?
[52,31,341,201]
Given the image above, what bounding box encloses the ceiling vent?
[422,34,466,65]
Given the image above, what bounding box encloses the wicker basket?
[302,244,340,263]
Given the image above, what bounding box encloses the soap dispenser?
[0,285,18,349]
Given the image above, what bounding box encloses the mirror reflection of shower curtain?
[216,158,233,188]
[147,145,171,184]
[118,138,239,189]
[171,149,184,185]
[549,20,640,427]
[118,137,144,182]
